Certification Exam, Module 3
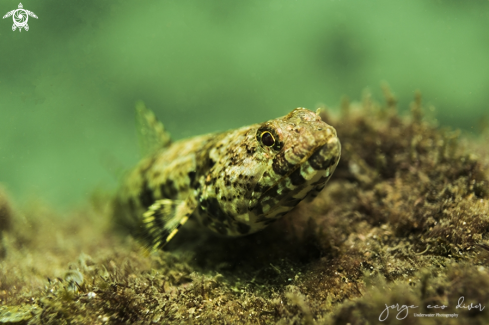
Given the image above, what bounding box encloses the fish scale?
[112,105,341,250]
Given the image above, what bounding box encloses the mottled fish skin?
[113,107,341,248]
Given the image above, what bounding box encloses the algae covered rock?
[0,305,40,324]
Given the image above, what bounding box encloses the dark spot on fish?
[139,182,154,208]
[290,168,307,186]
[253,183,267,193]
[236,222,250,234]
[204,198,228,222]
[266,186,279,199]
[208,158,216,168]
[160,179,178,199]
[309,149,336,170]
[188,171,196,185]
[253,204,264,215]
[272,152,294,175]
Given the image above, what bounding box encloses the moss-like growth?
[1,89,488,324]
[0,187,13,259]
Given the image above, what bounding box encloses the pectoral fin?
[142,198,194,250]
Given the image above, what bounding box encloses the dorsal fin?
[136,101,172,157]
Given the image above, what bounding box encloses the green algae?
[1,89,489,324]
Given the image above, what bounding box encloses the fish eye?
[261,131,275,147]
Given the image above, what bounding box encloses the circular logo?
[13,10,28,27]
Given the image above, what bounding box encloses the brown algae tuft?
[0,187,14,259]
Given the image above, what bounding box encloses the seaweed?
[0,187,13,259]
[1,88,489,324]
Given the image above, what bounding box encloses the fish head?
[248,107,341,225]
[200,107,340,236]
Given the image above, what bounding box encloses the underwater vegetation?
[0,88,489,324]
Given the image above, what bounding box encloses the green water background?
[1,0,488,208]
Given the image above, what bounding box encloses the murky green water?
[1,0,488,207]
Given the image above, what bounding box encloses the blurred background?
[1,0,488,208]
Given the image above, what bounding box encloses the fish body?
[113,106,341,250]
